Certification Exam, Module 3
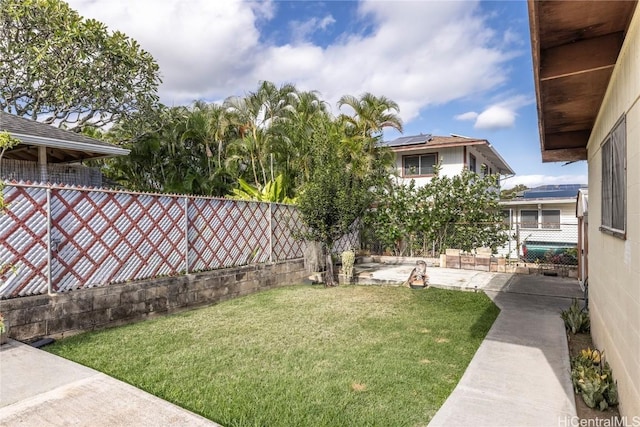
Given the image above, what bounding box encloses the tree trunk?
[325,251,336,286]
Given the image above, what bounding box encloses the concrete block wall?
[0,259,306,342]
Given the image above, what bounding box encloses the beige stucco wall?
[585,6,640,418]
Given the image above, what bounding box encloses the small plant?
[561,298,590,334]
[0,313,5,334]
[341,249,355,280]
[570,348,618,411]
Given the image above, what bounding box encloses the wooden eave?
[528,0,637,162]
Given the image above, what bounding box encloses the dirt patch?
[567,332,621,423]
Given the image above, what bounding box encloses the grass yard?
[46,285,499,426]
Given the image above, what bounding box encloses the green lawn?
[46,285,499,427]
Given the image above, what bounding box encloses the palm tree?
[337,93,401,182]
[224,81,299,189]
[337,92,403,139]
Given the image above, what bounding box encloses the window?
[541,210,560,229]
[501,209,512,228]
[469,154,477,173]
[601,115,626,237]
[521,210,538,229]
[403,154,436,176]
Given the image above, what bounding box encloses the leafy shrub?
[570,348,618,410]
[561,298,590,334]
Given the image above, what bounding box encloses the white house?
[382,134,514,187]
[529,0,639,416]
[499,185,583,262]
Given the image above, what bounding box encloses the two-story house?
[382,134,515,187]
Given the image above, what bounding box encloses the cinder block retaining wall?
[1,259,306,342]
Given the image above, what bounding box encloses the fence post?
[46,187,54,295]
[184,197,189,274]
[269,203,274,263]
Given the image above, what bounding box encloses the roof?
[501,184,587,204]
[382,134,515,175]
[528,0,637,162]
[0,111,129,163]
[521,184,586,199]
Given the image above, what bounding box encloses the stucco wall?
[1,259,307,342]
[585,6,640,417]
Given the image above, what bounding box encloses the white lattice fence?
[50,189,186,292]
[1,182,361,299]
[272,204,306,261]
[0,185,48,297]
[188,198,270,271]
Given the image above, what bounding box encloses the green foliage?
[499,184,528,200]
[365,164,508,256]
[228,173,296,204]
[98,81,398,201]
[0,0,161,131]
[570,348,618,410]
[365,180,421,256]
[561,299,590,334]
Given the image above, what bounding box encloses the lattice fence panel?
[188,198,270,271]
[50,189,186,291]
[332,221,361,254]
[272,204,306,261]
[0,184,48,298]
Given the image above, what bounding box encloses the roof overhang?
[528,0,637,162]
[5,132,130,163]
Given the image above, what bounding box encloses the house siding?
[498,200,578,259]
[585,6,640,417]
[394,145,501,187]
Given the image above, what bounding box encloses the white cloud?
[475,105,515,130]
[66,0,518,122]
[501,174,588,190]
[458,94,535,130]
[290,15,336,43]
[455,111,479,121]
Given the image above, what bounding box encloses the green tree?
[297,120,379,286]
[224,81,297,188]
[0,0,161,131]
[419,165,507,254]
[337,92,403,139]
[364,180,421,256]
[500,184,528,200]
[366,165,508,256]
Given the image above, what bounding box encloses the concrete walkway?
[429,272,583,427]
[0,265,582,426]
[0,340,219,426]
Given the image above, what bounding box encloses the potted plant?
[339,249,356,285]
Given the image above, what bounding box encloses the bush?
[571,348,618,410]
[561,298,590,334]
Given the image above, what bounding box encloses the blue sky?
[66,0,587,189]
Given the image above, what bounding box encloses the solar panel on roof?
[521,184,587,199]
[382,134,432,147]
